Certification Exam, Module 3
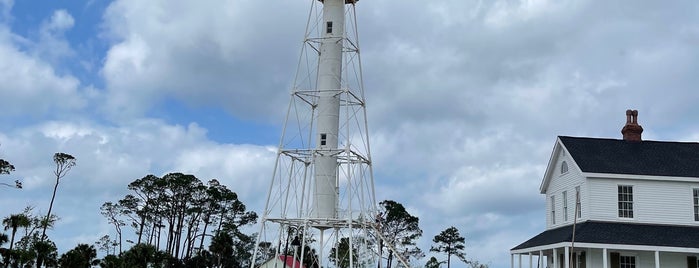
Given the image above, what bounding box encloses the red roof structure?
[279,255,306,268]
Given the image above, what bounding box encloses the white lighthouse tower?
[249,0,392,267]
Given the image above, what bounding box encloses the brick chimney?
[621,109,643,142]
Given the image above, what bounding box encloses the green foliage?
[467,260,489,268]
[58,243,99,268]
[120,243,169,268]
[2,213,31,251]
[32,238,59,268]
[377,200,424,267]
[329,237,358,268]
[0,149,20,188]
[41,152,76,242]
[0,233,7,245]
[430,226,467,268]
[425,256,441,268]
[0,159,14,175]
[105,173,257,261]
[99,254,123,268]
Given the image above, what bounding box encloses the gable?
[539,137,579,194]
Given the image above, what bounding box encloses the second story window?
[563,191,568,221]
[561,161,568,174]
[693,188,699,221]
[551,196,556,224]
[575,186,581,218]
[618,185,634,218]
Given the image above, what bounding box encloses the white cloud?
[99,0,304,120]
[1,0,699,266]
[45,9,74,32]
[0,118,276,254]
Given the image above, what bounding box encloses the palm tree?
[0,233,8,246]
[2,214,31,251]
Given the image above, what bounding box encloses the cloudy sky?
[1,0,698,267]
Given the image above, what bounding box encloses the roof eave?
[539,137,564,194]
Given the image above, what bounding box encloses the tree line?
[1,152,489,267]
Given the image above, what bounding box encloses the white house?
[511,110,699,268]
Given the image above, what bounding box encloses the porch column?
[529,252,533,268]
[553,248,558,268]
[603,248,608,268]
[539,250,544,268]
[519,254,522,268]
[511,254,514,268]
[655,251,660,268]
[564,246,570,268]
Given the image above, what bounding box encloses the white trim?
[654,251,659,268]
[540,139,563,193]
[616,183,635,220]
[603,248,608,268]
[511,241,699,254]
[584,172,699,182]
[692,186,699,222]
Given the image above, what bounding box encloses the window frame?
[326,21,333,34]
[618,185,634,219]
[575,186,581,219]
[563,191,568,222]
[320,133,327,146]
[551,195,556,225]
[561,161,569,174]
[693,188,699,221]
[619,254,636,268]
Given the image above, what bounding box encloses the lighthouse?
[249,0,385,267]
[314,0,345,220]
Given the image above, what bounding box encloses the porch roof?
[512,220,699,250]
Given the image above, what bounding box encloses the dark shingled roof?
[512,221,699,250]
[559,136,699,178]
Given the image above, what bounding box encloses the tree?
[425,257,441,268]
[329,237,358,268]
[209,231,233,267]
[0,159,13,175]
[32,238,58,268]
[376,200,424,267]
[0,149,20,189]
[0,233,7,245]
[120,243,168,268]
[2,213,31,251]
[430,226,467,268]
[58,244,99,268]
[95,235,117,256]
[99,254,123,268]
[467,260,489,268]
[41,153,76,239]
[100,202,126,254]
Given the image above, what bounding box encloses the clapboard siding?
[587,177,699,225]
[545,148,588,229]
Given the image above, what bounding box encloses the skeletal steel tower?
[250,0,385,267]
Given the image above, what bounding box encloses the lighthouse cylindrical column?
[313,0,345,220]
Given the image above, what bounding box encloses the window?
[563,191,568,221]
[561,161,569,174]
[618,185,634,218]
[575,186,581,218]
[694,188,699,221]
[551,196,556,224]
[326,21,333,34]
[320,133,327,146]
[620,255,636,268]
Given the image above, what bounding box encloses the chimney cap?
[621,109,643,142]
